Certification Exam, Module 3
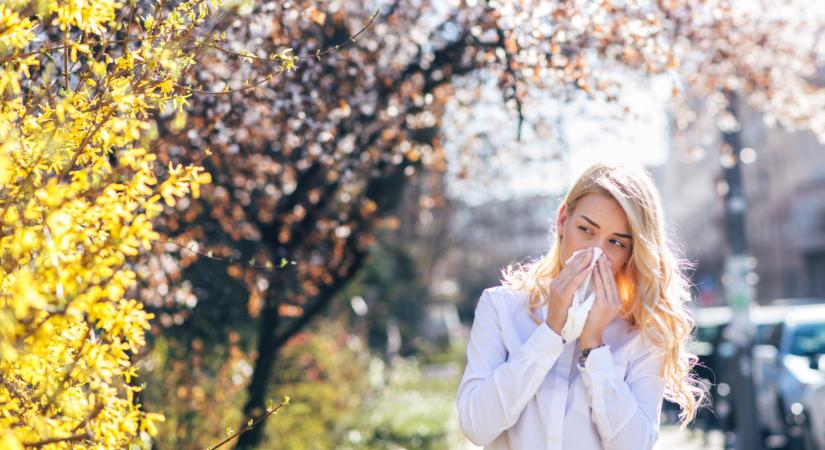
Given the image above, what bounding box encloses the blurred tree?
[139,332,251,449]
[334,240,426,357]
[141,319,364,450]
[145,1,825,447]
[319,163,453,359]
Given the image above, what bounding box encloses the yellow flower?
[1,0,215,446]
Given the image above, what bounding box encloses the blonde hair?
[500,162,708,427]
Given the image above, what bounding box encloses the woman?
[456,163,707,450]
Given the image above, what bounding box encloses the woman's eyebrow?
[580,214,632,240]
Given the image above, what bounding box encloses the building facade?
[656,96,825,304]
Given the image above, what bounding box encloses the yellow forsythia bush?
[0,0,219,447]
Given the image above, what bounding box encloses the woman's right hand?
[545,247,595,336]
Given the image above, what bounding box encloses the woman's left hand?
[579,254,622,348]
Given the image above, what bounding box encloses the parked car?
[751,304,794,441]
[702,306,777,440]
[753,304,825,450]
[799,378,825,450]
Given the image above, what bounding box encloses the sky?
[563,79,670,185]
[443,73,672,206]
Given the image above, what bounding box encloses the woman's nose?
[593,246,610,262]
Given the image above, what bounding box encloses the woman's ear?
[556,202,569,237]
[556,202,569,239]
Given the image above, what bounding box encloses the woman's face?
[557,192,633,277]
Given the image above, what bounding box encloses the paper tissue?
[559,246,603,342]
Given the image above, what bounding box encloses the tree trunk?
[235,287,283,450]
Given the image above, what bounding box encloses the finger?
[598,265,614,310]
[596,257,614,302]
[609,275,622,308]
[578,247,595,268]
[592,265,606,305]
[601,258,621,308]
[570,249,595,280]
[563,262,593,298]
[564,247,591,268]
[560,248,593,286]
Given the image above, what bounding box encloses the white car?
[751,304,794,439]
[800,376,825,450]
[753,304,825,450]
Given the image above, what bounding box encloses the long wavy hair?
[500,162,707,427]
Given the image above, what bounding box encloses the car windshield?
[789,321,825,357]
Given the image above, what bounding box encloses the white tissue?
[559,246,603,342]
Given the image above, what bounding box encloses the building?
[655,95,825,304]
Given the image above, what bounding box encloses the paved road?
[655,426,725,450]
[458,426,724,449]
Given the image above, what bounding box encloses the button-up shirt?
[456,285,667,450]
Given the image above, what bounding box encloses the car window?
[789,322,825,357]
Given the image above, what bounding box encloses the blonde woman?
[456,163,707,450]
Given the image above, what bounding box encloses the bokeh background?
[5,0,825,449]
[137,1,825,449]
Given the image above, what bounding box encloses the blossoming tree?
[0,0,299,447]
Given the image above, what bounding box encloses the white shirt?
[456,285,667,450]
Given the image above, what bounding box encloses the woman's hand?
[545,247,595,335]
[579,253,622,348]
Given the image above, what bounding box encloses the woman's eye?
[578,226,591,234]
[611,239,625,248]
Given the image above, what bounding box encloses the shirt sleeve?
[456,288,565,446]
[578,343,666,450]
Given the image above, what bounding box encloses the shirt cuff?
[579,345,615,385]
[515,322,565,371]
